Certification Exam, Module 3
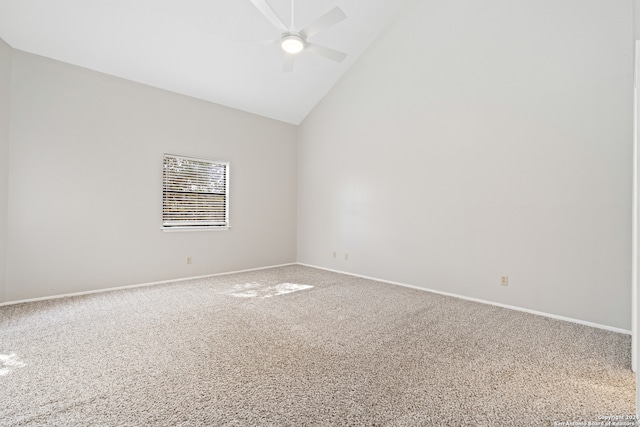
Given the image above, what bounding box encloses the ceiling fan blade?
[305,43,347,63]
[249,0,289,32]
[283,52,295,72]
[300,7,347,39]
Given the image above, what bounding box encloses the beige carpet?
[0,265,634,426]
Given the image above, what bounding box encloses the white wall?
[0,38,11,302]
[298,0,634,330]
[636,38,640,413]
[635,0,640,39]
[5,50,297,302]
[634,9,640,409]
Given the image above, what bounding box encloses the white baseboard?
[297,263,632,336]
[0,263,298,307]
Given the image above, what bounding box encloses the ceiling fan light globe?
[281,34,304,54]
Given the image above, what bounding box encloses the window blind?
[162,154,229,227]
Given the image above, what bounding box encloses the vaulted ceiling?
[0,0,410,124]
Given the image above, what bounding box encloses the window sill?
[161,226,231,233]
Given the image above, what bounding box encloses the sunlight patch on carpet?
[228,282,262,298]
[0,353,26,376]
[228,282,313,299]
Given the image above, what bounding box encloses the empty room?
[0,0,637,425]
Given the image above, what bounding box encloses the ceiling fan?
[248,0,348,72]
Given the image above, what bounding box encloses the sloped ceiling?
[0,0,410,124]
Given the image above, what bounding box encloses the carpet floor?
[0,265,634,426]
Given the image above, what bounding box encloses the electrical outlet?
[187,256,192,265]
[500,276,509,286]
[345,253,349,261]
[333,251,336,258]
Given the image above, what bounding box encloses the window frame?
[161,153,230,232]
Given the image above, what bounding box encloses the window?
[162,154,229,229]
